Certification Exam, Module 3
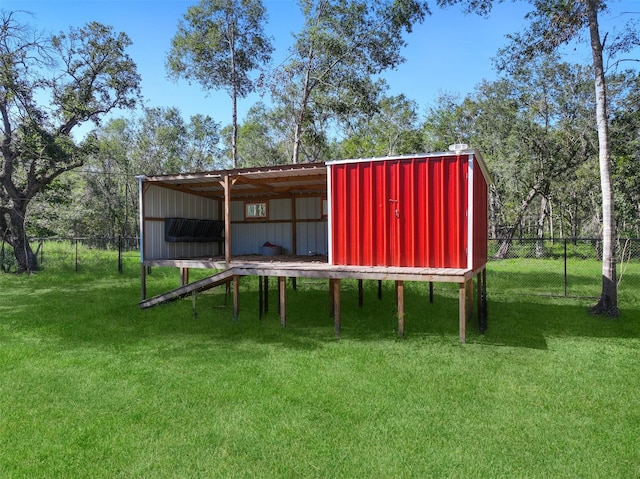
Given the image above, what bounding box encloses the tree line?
[1,0,639,314]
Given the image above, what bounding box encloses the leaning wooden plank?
[140,269,234,309]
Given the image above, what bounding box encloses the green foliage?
[167,0,273,167]
[271,0,430,163]
[340,94,423,158]
[0,11,140,271]
[167,0,273,97]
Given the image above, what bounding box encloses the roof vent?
[448,143,469,154]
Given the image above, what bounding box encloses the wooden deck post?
[264,276,269,314]
[333,279,341,336]
[279,276,286,327]
[141,264,147,301]
[233,275,240,322]
[429,281,434,303]
[258,275,263,319]
[328,279,335,318]
[466,278,474,321]
[459,282,467,343]
[358,279,363,307]
[396,280,405,337]
[180,267,189,287]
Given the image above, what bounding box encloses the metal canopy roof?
[140,150,491,200]
[141,162,328,199]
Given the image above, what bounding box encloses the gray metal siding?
[143,185,220,260]
[296,221,328,255]
[231,223,293,255]
[296,197,322,219]
[145,185,219,219]
[143,188,327,259]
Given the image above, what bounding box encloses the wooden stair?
[140,269,234,309]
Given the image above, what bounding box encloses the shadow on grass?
[2,272,638,353]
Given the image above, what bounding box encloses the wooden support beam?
[477,273,482,322]
[358,279,363,307]
[224,175,231,266]
[279,276,286,327]
[180,267,189,287]
[397,280,405,337]
[291,195,297,257]
[459,282,467,343]
[141,264,147,301]
[258,275,263,320]
[328,279,335,318]
[466,278,474,321]
[333,279,341,337]
[264,276,269,314]
[233,275,240,321]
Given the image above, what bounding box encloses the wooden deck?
[140,255,487,343]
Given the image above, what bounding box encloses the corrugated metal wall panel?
[143,185,220,260]
[145,185,219,219]
[231,223,293,255]
[143,220,221,260]
[269,198,292,220]
[330,156,469,268]
[296,197,322,219]
[231,201,244,221]
[296,221,328,255]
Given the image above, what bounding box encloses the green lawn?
[1,256,639,478]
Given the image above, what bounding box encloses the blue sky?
[2,0,637,132]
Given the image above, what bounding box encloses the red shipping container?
[327,152,490,270]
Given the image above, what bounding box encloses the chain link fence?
[0,236,140,274]
[2,236,639,304]
[486,238,640,301]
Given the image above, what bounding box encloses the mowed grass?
[1,254,639,478]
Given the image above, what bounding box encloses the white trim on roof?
[326,150,493,185]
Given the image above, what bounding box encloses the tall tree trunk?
[232,86,238,168]
[586,0,618,316]
[292,54,314,165]
[494,181,544,259]
[535,194,548,258]
[8,208,37,273]
[230,25,239,169]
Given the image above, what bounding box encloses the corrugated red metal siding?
[331,156,469,268]
[472,157,489,270]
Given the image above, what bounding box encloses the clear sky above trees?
[3,0,636,134]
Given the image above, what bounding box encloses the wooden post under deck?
[333,279,341,336]
[141,264,147,300]
[466,278,474,322]
[477,272,482,316]
[180,267,189,287]
[258,275,263,319]
[458,282,467,343]
[328,279,335,318]
[396,280,405,337]
[264,276,269,314]
[279,276,286,326]
[233,275,240,321]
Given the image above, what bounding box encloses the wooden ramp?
[140,269,234,309]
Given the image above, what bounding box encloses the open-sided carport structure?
[138,150,491,342]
